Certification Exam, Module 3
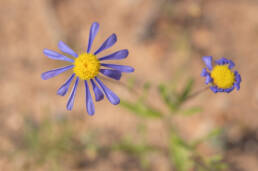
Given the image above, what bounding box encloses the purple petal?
[234,83,240,91]
[201,68,209,77]
[100,69,122,80]
[85,80,95,115]
[224,86,234,93]
[210,86,218,93]
[101,63,134,73]
[228,60,235,69]
[202,56,213,70]
[90,79,104,101]
[43,49,74,63]
[235,71,242,83]
[57,74,75,96]
[217,88,224,92]
[95,77,120,105]
[94,34,117,55]
[215,57,227,65]
[41,65,73,80]
[66,77,79,111]
[99,49,129,61]
[87,22,100,53]
[205,75,213,84]
[234,71,241,91]
[215,57,235,69]
[58,41,78,57]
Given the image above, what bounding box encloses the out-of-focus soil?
[0,0,258,170]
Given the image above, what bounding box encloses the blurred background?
[0,0,258,170]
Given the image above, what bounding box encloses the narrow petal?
[57,74,75,96]
[43,49,74,63]
[90,79,104,101]
[101,63,134,73]
[66,77,79,111]
[202,56,213,70]
[234,71,241,91]
[95,77,120,105]
[205,75,213,84]
[235,71,242,83]
[201,68,209,77]
[84,81,95,115]
[87,22,100,53]
[217,88,224,92]
[41,65,73,80]
[99,49,129,61]
[100,69,121,80]
[224,86,234,93]
[215,57,228,65]
[58,41,78,57]
[234,82,240,91]
[228,60,235,69]
[210,86,218,93]
[94,34,117,55]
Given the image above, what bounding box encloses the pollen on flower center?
[210,65,235,89]
[73,53,100,80]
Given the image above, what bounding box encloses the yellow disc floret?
[210,65,235,89]
[73,53,100,80]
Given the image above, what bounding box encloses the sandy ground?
[0,0,258,170]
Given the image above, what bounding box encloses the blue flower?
[201,56,241,93]
[41,22,134,115]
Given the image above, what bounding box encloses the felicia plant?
[201,56,241,93]
[41,22,134,115]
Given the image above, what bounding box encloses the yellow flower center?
[73,53,100,80]
[210,65,235,89]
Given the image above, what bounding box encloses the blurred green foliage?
[12,77,227,171]
[120,77,227,171]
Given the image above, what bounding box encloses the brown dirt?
[0,0,258,170]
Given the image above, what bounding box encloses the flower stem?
[185,86,210,102]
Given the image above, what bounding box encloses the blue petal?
[234,71,241,91]
[224,86,234,93]
[201,68,209,77]
[101,63,134,73]
[202,56,213,70]
[66,77,79,111]
[99,49,129,61]
[205,74,213,84]
[58,41,78,57]
[95,77,120,105]
[215,57,228,65]
[228,60,235,69]
[217,88,224,92]
[41,65,73,80]
[85,80,95,115]
[215,57,235,69]
[234,83,240,91]
[210,86,218,93]
[87,22,100,53]
[43,49,74,63]
[94,34,117,55]
[100,69,121,80]
[57,74,75,96]
[90,79,104,101]
[235,71,242,83]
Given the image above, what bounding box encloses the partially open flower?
[201,56,241,93]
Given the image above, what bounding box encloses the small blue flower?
[201,56,241,93]
[41,22,134,115]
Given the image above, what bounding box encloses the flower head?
[201,56,241,93]
[41,22,134,115]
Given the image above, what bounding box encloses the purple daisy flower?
[201,56,241,93]
[41,22,134,115]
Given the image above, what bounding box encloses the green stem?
[185,86,209,102]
